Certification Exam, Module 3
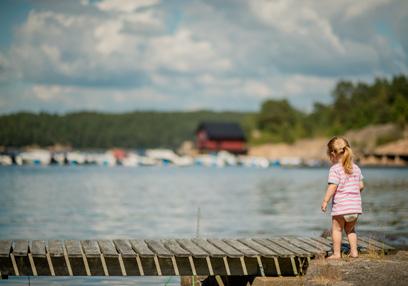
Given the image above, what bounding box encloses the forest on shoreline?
[0,75,407,149]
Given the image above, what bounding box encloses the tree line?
[0,74,407,149]
[0,110,252,149]
[252,74,408,144]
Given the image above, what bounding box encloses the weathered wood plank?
[238,239,278,258]
[48,240,69,276]
[65,240,86,276]
[310,237,332,248]
[97,240,121,276]
[176,239,208,258]
[192,238,227,257]
[0,240,12,257]
[65,240,82,257]
[97,240,118,257]
[13,240,29,256]
[268,238,310,257]
[81,240,103,276]
[162,240,190,257]
[0,240,14,276]
[253,238,295,257]
[13,240,32,276]
[48,240,64,256]
[208,239,244,258]
[30,240,46,257]
[282,237,326,255]
[29,240,50,276]
[113,240,136,257]
[129,240,154,257]
[224,239,259,257]
[112,240,140,276]
[81,240,100,257]
[296,237,331,252]
[145,240,172,258]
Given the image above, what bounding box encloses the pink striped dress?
[328,162,363,216]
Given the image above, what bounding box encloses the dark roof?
[196,122,246,140]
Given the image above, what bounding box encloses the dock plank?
[29,240,50,276]
[65,240,82,257]
[224,239,259,257]
[97,240,118,257]
[81,240,104,276]
[129,240,154,257]
[162,240,190,257]
[48,240,69,276]
[268,238,310,257]
[193,239,226,257]
[113,240,136,257]
[113,240,140,276]
[176,239,208,258]
[13,240,32,276]
[252,238,294,257]
[238,239,278,258]
[65,240,87,276]
[205,239,239,257]
[30,240,46,257]
[310,237,332,248]
[145,240,172,258]
[0,240,14,276]
[13,240,29,256]
[48,240,64,256]
[0,240,12,257]
[97,240,121,276]
[81,240,101,257]
[296,237,331,252]
[282,237,326,255]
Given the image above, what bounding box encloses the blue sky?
[0,0,407,114]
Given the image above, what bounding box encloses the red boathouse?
[195,122,247,154]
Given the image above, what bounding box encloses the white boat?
[66,152,86,165]
[238,155,270,168]
[121,152,140,167]
[0,155,12,166]
[18,149,51,165]
[145,149,193,166]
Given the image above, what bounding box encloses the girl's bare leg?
[345,220,358,257]
[328,215,344,259]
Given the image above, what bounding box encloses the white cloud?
[344,0,391,20]
[95,0,160,13]
[249,0,344,53]
[147,29,231,72]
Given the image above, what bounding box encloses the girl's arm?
[360,181,364,192]
[321,184,337,212]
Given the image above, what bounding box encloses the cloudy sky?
[0,0,407,114]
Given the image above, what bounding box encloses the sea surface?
[0,166,407,285]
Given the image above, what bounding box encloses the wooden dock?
[0,236,394,280]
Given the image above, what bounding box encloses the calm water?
[0,166,407,285]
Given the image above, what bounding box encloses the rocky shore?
[251,251,408,286]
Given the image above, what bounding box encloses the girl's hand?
[321,201,328,212]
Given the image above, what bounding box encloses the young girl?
[321,137,364,259]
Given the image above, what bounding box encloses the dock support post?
[290,257,298,275]
[135,255,144,276]
[153,255,162,276]
[273,257,281,276]
[223,257,231,275]
[256,256,265,277]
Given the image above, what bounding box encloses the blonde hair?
[327,136,354,174]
